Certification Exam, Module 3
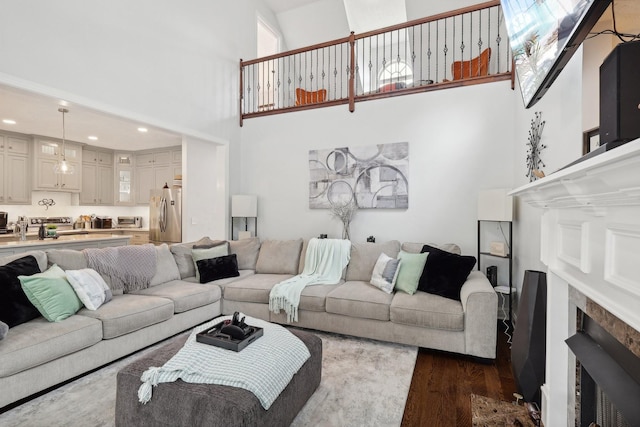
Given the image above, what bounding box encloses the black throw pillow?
[418,244,476,301]
[0,255,42,327]
[196,254,240,284]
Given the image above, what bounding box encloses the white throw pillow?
[66,268,112,310]
[370,253,402,294]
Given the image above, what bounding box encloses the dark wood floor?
[401,323,515,426]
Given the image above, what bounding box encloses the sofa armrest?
[459,271,498,359]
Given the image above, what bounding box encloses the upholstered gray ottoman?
[115,328,321,427]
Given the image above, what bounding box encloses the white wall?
[275,0,350,50]
[0,0,284,240]
[511,49,586,302]
[240,80,515,253]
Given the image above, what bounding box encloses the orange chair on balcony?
[451,47,491,81]
[295,88,327,106]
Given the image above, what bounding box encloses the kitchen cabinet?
[33,139,81,192]
[0,134,31,204]
[135,147,181,204]
[115,153,134,205]
[80,146,114,205]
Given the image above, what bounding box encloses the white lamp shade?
[478,189,513,221]
[232,195,258,217]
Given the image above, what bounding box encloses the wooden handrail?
[354,0,500,40]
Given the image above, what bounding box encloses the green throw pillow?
[192,245,229,282]
[19,264,82,322]
[394,251,429,295]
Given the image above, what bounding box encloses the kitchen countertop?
[0,228,149,241]
[85,228,149,233]
[0,233,131,248]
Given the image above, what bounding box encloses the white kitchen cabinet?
[135,147,181,204]
[115,153,134,205]
[33,139,82,192]
[80,146,114,205]
[0,134,31,204]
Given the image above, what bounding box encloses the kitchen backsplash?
[0,191,148,227]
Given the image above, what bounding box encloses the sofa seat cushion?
[0,315,102,378]
[78,294,174,339]
[131,280,221,313]
[325,281,393,321]
[223,274,294,304]
[390,291,464,331]
[298,282,343,312]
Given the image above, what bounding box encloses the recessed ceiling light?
[137,127,148,133]
[88,136,98,141]
[2,119,16,125]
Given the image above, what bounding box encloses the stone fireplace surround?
[512,137,640,426]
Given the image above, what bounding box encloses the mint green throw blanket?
[269,238,351,322]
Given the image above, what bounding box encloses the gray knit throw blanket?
[84,244,156,292]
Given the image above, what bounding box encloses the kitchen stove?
[29,217,75,231]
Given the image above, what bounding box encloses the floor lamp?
[231,195,257,240]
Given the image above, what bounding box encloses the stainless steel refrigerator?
[149,188,182,243]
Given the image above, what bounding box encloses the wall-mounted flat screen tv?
[501,0,611,108]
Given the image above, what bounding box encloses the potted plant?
[46,224,58,237]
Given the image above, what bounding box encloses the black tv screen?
[501,0,611,108]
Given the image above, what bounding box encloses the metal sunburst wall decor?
[526,111,546,182]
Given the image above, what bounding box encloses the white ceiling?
[0,85,181,152]
[263,0,320,14]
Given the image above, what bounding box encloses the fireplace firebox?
[566,311,640,427]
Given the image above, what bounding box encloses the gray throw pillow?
[0,320,7,340]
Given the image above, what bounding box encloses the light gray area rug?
[0,329,417,427]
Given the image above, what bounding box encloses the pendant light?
[53,107,74,175]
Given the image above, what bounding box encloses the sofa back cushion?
[345,240,401,282]
[46,249,88,270]
[1,250,48,272]
[401,242,461,255]
[229,237,261,271]
[255,239,303,274]
[150,244,181,287]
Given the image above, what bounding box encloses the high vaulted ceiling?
[0,0,638,151]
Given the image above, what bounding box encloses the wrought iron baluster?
[478,9,484,66]
[470,10,473,78]
[496,6,502,73]
[488,7,491,75]
[427,21,432,82]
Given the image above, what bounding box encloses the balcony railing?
[240,0,512,125]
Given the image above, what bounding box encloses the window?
[378,59,413,88]
[256,17,280,110]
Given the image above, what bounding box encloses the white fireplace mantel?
[511,137,640,426]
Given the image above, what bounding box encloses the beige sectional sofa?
[171,237,498,360]
[0,246,221,409]
[0,237,497,410]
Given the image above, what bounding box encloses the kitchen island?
[0,233,131,257]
